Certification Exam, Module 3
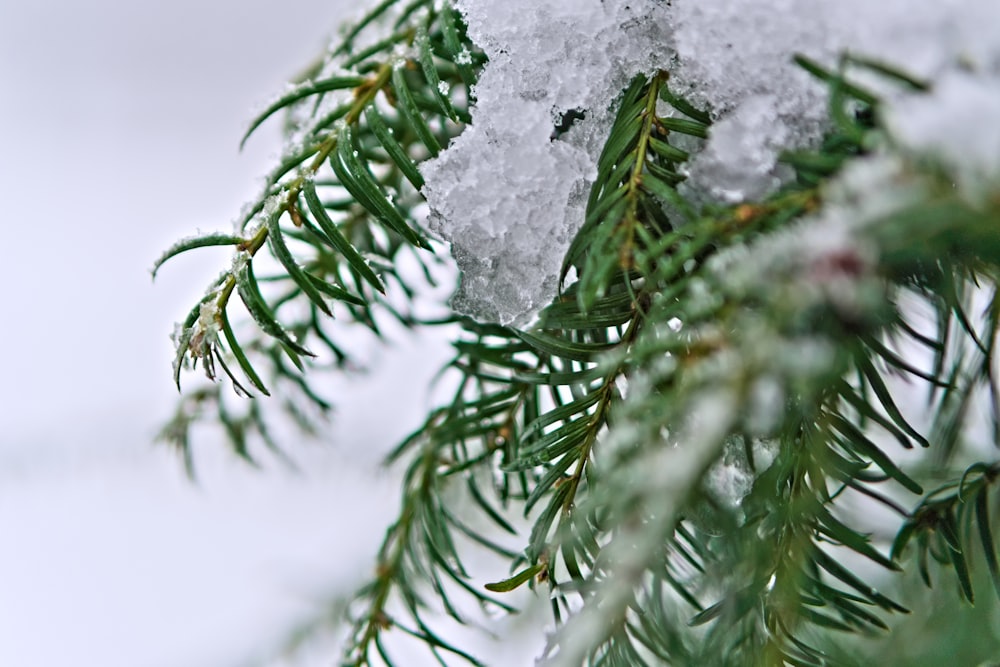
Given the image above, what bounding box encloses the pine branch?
[155,0,482,466]
[157,6,1000,665]
[540,62,1000,665]
[343,321,532,665]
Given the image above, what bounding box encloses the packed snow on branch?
[885,70,1000,203]
[420,0,1000,326]
[420,0,673,326]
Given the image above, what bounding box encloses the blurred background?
[0,1,472,665]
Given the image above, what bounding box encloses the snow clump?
[420,0,673,326]
[421,0,1000,326]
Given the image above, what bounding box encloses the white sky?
[0,2,479,665]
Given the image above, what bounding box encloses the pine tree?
[154,2,1000,665]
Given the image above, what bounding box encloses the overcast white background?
[0,2,488,665]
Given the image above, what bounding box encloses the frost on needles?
[421,0,1000,326]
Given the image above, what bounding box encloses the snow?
[421,0,1000,327]
[702,437,755,511]
[191,299,221,350]
[703,436,779,516]
[670,0,1000,205]
[420,0,672,326]
[885,70,1000,203]
[680,94,795,204]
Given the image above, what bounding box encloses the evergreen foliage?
[155,2,1000,665]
